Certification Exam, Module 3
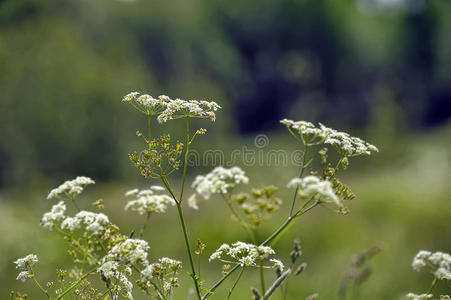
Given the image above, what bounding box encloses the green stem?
[70,197,81,212]
[226,267,245,300]
[56,268,97,300]
[176,202,202,299]
[179,117,190,202]
[147,114,152,144]
[289,145,309,216]
[259,261,266,295]
[221,195,256,243]
[427,277,438,294]
[140,212,151,238]
[30,267,51,300]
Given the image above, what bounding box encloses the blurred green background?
[1,0,450,298]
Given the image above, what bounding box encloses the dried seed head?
[306,293,319,300]
[290,239,302,264]
[295,262,308,275]
[251,287,261,300]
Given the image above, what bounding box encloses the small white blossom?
[61,211,109,235]
[14,254,38,269]
[47,176,95,200]
[125,188,139,197]
[14,254,38,282]
[209,241,280,268]
[124,188,174,215]
[287,176,341,208]
[105,239,150,265]
[121,92,221,123]
[98,261,133,299]
[190,166,249,205]
[280,119,378,156]
[41,201,66,230]
[187,194,199,210]
[406,293,433,300]
[411,250,451,281]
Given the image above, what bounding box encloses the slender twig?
[30,267,51,299]
[427,277,438,294]
[56,268,97,300]
[179,117,190,202]
[226,267,245,300]
[259,261,266,295]
[289,144,308,216]
[140,212,151,238]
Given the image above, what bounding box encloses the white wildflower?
[411,250,451,281]
[125,188,139,197]
[287,176,341,207]
[14,254,38,282]
[41,201,66,230]
[14,254,38,269]
[16,271,31,282]
[187,194,199,210]
[209,241,279,268]
[406,293,433,300]
[124,188,174,215]
[280,119,378,156]
[47,176,95,200]
[150,185,165,191]
[121,92,221,123]
[105,239,150,265]
[61,211,109,235]
[190,166,249,204]
[98,261,133,300]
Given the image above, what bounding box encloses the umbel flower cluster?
[16,91,441,300]
[280,119,378,156]
[407,250,451,300]
[124,186,174,215]
[122,92,221,123]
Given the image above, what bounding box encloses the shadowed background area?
[0,0,450,299]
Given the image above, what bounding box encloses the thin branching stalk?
[160,174,202,300]
[226,267,245,300]
[30,267,51,299]
[140,212,151,238]
[179,117,190,202]
[55,268,97,300]
[289,144,308,216]
[259,260,266,295]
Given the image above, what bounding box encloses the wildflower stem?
[221,195,256,243]
[289,144,309,216]
[259,261,266,295]
[30,267,51,299]
[427,276,438,294]
[55,268,97,300]
[147,114,152,143]
[140,212,151,238]
[70,197,81,212]
[262,269,291,300]
[226,267,245,300]
[179,117,190,202]
[176,202,202,300]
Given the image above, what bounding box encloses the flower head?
[287,176,342,209]
[280,119,378,156]
[122,92,221,123]
[41,201,67,230]
[14,254,38,282]
[61,211,109,235]
[124,188,174,215]
[411,250,451,280]
[209,241,282,269]
[190,166,249,204]
[47,176,95,200]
